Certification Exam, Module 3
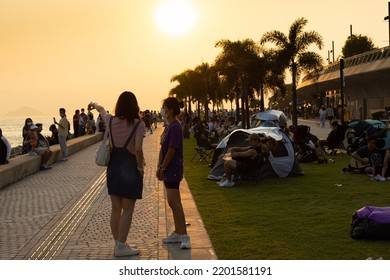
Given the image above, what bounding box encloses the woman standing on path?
[89,91,145,257]
[319,105,326,127]
[156,97,191,249]
[325,105,334,126]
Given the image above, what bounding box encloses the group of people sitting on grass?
[282,120,390,182]
[287,120,349,164]
[347,135,390,182]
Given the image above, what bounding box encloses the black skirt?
[106,146,143,199]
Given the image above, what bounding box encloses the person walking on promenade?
[319,105,326,127]
[54,108,69,161]
[156,97,191,249]
[89,91,145,257]
[325,105,334,126]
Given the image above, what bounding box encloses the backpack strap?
[109,118,141,148]
[108,117,115,147]
[123,120,141,148]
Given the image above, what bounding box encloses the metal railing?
[301,46,390,82]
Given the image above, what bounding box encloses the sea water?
[0,116,56,148]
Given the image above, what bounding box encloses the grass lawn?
[183,136,390,260]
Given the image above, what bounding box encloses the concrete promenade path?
[0,126,217,260]
[297,118,332,140]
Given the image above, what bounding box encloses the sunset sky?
[0,0,388,116]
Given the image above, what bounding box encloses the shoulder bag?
[95,117,112,166]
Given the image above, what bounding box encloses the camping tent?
[207,127,304,180]
[251,109,288,128]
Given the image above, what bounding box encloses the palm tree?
[194,63,219,121]
[215,39,261,128]
[170,69,200,122]
[260,17,324,125]
[258,49,286,111]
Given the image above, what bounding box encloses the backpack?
[351,206,390,239]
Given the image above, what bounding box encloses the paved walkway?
[297,118,332,140]
[0,126,217,260]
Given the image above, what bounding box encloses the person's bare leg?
[224,160,237,180]
[117,198,137,243]
[110,195,123,243]
[166,188,186,235]
[41,150,53,165]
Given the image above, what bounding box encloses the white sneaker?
[217,176,233,186]
[114,244,139,257]
[371,175,379,181]
[217,179,225,186]
[162,232,181,243]
[219,180,235,188]
[180,234,191,249]
[371,175,386,182]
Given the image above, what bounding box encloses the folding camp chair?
[319,124,348,156]
[191,133,215,164]
[232,154,265,185]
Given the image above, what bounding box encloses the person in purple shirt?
[156,97,190,249]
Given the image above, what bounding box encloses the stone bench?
[0,133,103,190]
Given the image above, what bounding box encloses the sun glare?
[155,0,198,35]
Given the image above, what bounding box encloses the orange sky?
[0,0,388,116]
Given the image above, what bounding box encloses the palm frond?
[297,51,324,72]
[260,30,288,47]
[297,31,324,52]
[288,17,308,44]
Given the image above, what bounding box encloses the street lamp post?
[340,59,345,125]
[332,41,335,62]
[385,2,390,46]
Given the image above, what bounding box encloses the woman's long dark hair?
[114,91,140,125]
[24,118,32,127]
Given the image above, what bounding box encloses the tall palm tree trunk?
[187,97,192,126]
[291,64,298,126]
[240,81,245,127]
[242,76,250,128]
[245,88,250,128]
[260,82,265,112]
[235,95,240,122]
[204,98,209,121]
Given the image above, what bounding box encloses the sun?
[155,0,198,35]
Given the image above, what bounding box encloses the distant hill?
[6,107,46,117]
